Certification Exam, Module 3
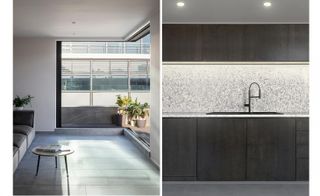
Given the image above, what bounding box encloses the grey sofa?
[13,110,35,172]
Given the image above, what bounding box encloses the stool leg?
[64,155,69,177]
[35,155,41,176]
[55,156,57,168]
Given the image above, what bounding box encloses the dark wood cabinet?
[243,25,290,61]
[296,118,309,181]
[163,24,309,62]
[288,25,309,61]
[201,25,245,61]
[246,118,296,181]
[197,118,246,180]
[162,117,308,181]
[162,118,197,180]
[162,24,202,61]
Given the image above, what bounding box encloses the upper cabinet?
[162,24,202,61]
[163,24,309,62]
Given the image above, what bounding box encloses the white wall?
[14,38,56,131]
[149,4,160,166]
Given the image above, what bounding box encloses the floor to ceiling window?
[58,34,151,127]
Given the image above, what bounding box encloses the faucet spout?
[244,82,262,113]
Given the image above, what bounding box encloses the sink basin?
[206,112,283,115]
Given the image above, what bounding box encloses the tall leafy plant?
[13,95,34,107]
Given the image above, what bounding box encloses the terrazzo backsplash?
[162,63,309,114]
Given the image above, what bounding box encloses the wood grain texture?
[296,118,309,181]
[197,118,246,181]
[163,118,197,178]
[162,24,202,61]
[296,158,309,181]
[246,118,296,181]
[162,24,309,62]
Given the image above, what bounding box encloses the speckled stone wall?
[162,63,309,114]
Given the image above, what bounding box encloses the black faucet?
[244,82,261,113]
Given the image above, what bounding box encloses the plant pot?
[121,114,128,127]
[136,119,146,128]
[15,107,24,110]
[130,120,136,126]
[113,114,129,127]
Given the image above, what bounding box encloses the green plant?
[13,95,34,107]
[127,99,150,120]
[138,102,150,119]
[115,95,133,114]
[127,99,141,119]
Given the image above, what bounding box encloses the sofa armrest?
[13,110,34,127]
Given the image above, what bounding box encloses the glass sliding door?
[56,35,151,128]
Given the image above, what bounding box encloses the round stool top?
[32,145,74,156]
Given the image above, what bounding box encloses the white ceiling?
[14,0,157,39]
[163,0,308,23]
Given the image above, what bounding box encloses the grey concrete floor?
[163,181,309,196]
[14,132,160,195]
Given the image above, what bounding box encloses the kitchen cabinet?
[163,24,309,62]
[162,118,197,180]
[246,118,296,180]
[162,117,309,181]
[288,25,309,61]
[296,118,309,181]
[197,118,246,180]
[201,25,245,61]
[162,24,202,61]
[242,25,290,61]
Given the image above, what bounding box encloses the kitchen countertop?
[162,112,309,118]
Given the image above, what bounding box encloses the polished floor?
[163,181,309,196]
[14,132,159,195]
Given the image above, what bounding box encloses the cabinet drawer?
[296,158,309,181]
[296,131,309,144]
[296,144,309,158]
[296,119,309,132]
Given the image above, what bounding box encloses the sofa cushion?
[13,111,34,127]
[13,133,26,147]
[13,125,33,136]
[13,146,18,155]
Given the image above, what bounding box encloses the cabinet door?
[247,118,296,181]
[296,118,309,181]
[163,118,197,180]
[243,25,290,61]
[197,118,246,180]
[288,25,309,61]
[201,25,245,61]
[162,24,202,61]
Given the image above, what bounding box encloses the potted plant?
[13,95,34,110]
[115,95,132,126]
[127,99,141,126]
[136,102,150,128]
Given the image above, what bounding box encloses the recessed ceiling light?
[177,1,185,7]
[263,1,272,7]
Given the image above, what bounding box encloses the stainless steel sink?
[206,112,283,115]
